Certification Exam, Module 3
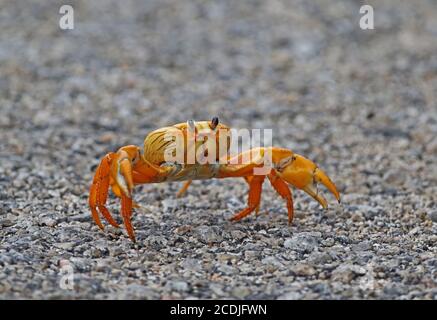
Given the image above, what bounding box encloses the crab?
[89,117,340,242]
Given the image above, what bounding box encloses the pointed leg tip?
[126,229,136,242]
[91,207,105,230]
[107,220,120,228]
[132,201,143,209]
[99,206,120,228]
[229,215,242,223]
[111,219,121,228]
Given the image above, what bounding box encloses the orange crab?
[89,117,340,242]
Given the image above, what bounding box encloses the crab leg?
[230,175,265,222]
[91,145,180,241]
[89,145,146,240]
[121,194,135,242]
[89,152,120,229]
[267,171,294,224]
[176,180,192,197]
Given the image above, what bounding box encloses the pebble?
[124,284,158,299]
[284,232,319,253]
[293,263,317,277]
[278,291,303,300]
[39,217,57,227]
[230,230,247,241]
[56,242,75,250]
[170,281,189,292]
[331,264,367,283]
[0,219,15,227]
[194,226,223,244]
[427,210,437,223]
[232,287,250,299]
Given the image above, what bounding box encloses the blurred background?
[0,0,436,299]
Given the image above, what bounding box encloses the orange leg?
[89,153,120,229]
[230,175,265,222]
[89,145,181,242]
[121,194,135,242]
[268,172,294,224]
[176,180,192,197]
[244,176,261,214]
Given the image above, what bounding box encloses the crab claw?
[110,146,139,199]
[116,156,134,198]
[276,153,340,208]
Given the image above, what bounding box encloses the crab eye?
[211,116,219,129]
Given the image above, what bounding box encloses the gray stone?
[427,210,437,223]
[194,226,223,244]
[331,264,366,283]
[284,232,319,253]
[170,281,189,292]
[278,290,303,300]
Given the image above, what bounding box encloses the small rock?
[352,241,372,252]
[147,236,168,249]
[109,247,124,257]
[308,252,332,264]
[293,263,316,277]
[0,219,15,227]
[39,217,57,227]
[125,284,158,299]
[95,259,109,272]
[170,281,189,292]
[322,238,335,247]
[354,205,382,219]
[56,242,75,250]
[261,256,284,270]
[230,230,247,241]
[427,210,437,223]
[194,226,223,243]
[383,283,406,296]
[284,232,319,253]
[162,199,178,213]
[217,264,235,275]
[278,291,303,300]
[174,225,192,235]
[331,264,366,283]
[244,250,259,259]
[383,170,405,185]
[180,258,201,271]
[232,287,250,299]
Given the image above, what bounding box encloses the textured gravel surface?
[1,0,436,299]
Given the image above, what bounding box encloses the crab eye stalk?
[211,116,219,130]
[187,119,196,131]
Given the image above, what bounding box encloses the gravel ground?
[1,0,436,299]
